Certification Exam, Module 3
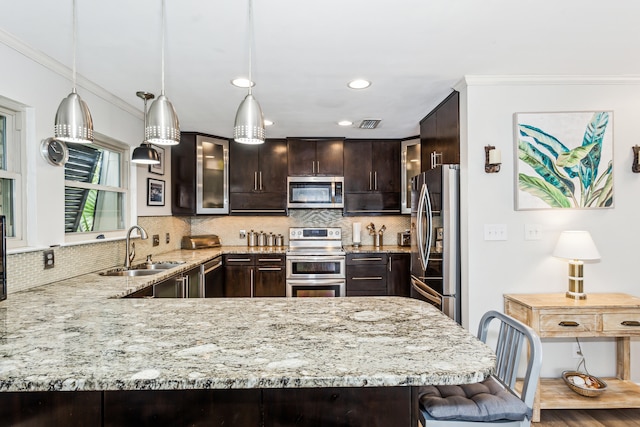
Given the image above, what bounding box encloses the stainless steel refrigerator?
[410,165,460,323]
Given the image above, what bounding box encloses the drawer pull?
[352,277,383,280]
[353,257,383,262]
[227,258,251,262]
[558,321,580,327]
[621,320,640,327]
[258,258,282,262]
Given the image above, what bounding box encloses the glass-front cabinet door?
[401,138,420,214]
[196,135,229,214]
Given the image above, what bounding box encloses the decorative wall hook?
[485,145,501,173]
[633,146,640,173]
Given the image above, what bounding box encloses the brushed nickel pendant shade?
[233,0,265,145]
[54,0,94,144]
[132,91,160,165]
[146,0,180,146]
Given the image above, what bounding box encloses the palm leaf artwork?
[517,112,613,209]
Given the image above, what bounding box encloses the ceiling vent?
[358,119,381,129]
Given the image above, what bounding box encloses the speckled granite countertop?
[0,247,494,392]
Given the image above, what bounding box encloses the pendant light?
[145,0,180,146]
[54,0,94,144]
[132,91,160,165]
[233,0,265,145]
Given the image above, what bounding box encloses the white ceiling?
[2,0,640,139]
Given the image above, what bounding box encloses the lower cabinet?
[0,387,412,427]
[346,252,411,297]
[223,254,285,297]
[346,253,388,296]
[388,253,411,297]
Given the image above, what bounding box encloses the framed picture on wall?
[147,178,165,206]
[515,111,614,210]
[148,145,165,175]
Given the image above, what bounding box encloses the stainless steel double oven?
[286,227,345,297]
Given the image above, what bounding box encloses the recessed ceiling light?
[347,79,371,89]
[338,120,353,126]
[231,78,255,88]
[264,119,274,126]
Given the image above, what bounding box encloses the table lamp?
[552,231,600,300]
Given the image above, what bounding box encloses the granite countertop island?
[0,248,494,426]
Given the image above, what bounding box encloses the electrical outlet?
[572,342,583,359]
[239,230,247,239]
[166,232,170,244]
[152,234,160,246]
[43,249,55,269]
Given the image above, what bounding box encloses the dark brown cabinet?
[223,254,285,297]
[387,253,411,297]
[420,91,460,171]
[229,138,287,215]
[346,253,388,296]
[343,139,400,215]
[171,132,230,215]
[287,138,344,176]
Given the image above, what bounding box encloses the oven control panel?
[289,227,341,241]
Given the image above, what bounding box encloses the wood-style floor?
[537,409,640,426]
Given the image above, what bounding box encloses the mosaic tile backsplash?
[6,211,409,294]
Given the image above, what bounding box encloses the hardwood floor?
[537,409,640,426]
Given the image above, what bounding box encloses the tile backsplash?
[6,211,409,294]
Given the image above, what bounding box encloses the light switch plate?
[484,224,508,241]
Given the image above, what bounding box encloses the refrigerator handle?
[417,183,428,271]
[424,182,434,269]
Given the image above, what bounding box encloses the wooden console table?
[504,293,640,423]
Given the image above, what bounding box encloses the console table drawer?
[539,314,598,333]
[603,313,640,334]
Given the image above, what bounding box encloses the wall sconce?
[633,146,640,173]
[552,230,600,300]
[485,145,501,173]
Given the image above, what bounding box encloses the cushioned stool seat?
[419,376,531,422]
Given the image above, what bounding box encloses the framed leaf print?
[515,111,614,210]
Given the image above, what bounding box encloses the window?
[64,136,128,236]
[0,103,24,245]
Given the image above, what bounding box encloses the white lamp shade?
[145,94,180,145]
[553,231,600,260]
[234,93,265,144]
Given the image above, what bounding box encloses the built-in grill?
[286,227,345,297]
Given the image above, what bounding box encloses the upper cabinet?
[420,91,460,171]
[229,138,288,215]
[287,138,344,176]
[343,139,400,215]
[401,138,420,214]
[171,132,229,215]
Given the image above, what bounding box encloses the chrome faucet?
[124,225,148,269]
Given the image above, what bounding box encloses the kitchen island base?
[0,387,414,427]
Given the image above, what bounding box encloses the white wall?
[0,41,145,247]
[460,76,640,381]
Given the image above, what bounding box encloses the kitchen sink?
[131,261,186,270]
[100,268,161,277]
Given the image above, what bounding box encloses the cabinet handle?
[352,277,383,280]
[558,321,580,327]
[316,161,320,174]
[369,171,372,191]
[227,258,251,262]
[374,171,378,191]
[250,269,254,298]
[254,171,258,191]
[621,320,640,327]
[312,161,315,174]
[259,171,263,190]
[388,257,392,272]
[353,257,383,262]
[258,267,282,271]
[258,258,282,262]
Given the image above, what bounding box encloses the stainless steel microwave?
[287,176,344,209]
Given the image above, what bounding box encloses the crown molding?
[0,28,142,119]
[458,75,640,87]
